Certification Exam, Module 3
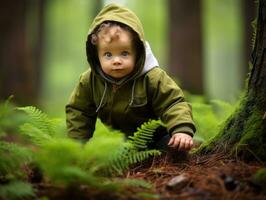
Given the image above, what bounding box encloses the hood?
[86,3,158,85]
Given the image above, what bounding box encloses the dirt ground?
[34,152,266,200]
[126,152,266,200]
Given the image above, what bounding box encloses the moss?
[253,168,266,184]
[194,95,248,155]
[251,168,266,192]
[192,133,222,155]
[233,107,266,161]
[194,93,266,161]
[194,0,265,161]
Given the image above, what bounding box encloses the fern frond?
[0,181,35,200]
[18,106,66,145]
[103,120,162,175]
[0,98,27,136]
[108,149,161,176]
[34,138,103,186]
[20,123,53,145]
[18,106,55,137]
[106,144,132,175]
[126,150,161,165]
[58,166,95,184]
[129,120,163,150]
[0,141,32,176]
[0,96,14,119]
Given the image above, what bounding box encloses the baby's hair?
[91,21,137,45]
[88,21,144,70]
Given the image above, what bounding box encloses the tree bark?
[168,0,203,94]
[243,0,256,79]
[197,0,266,161]
[0,0,45,105]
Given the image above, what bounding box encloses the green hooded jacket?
[65,3,196,141]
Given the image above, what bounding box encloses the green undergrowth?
[0,96,238,199]
[0,96,28,136]
[0,101,161,199]
[193,95,245,154]
[0,181,36,200]
[194,94,266,161]
[190,97,235,142]
[0,100,36,200]
[253,168,266,185]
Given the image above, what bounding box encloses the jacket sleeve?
[148,68,196,137]
[65,70,97,142]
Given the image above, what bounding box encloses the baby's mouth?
[112,67,123,71]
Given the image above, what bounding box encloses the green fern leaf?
[0,141,32,175]
[18,106,55,137]
[0,98,27,136]
[126,150,161,165]
[18,106,65,146]
[20,123,53,145]
[129,120,163,150]
[105,120,162,175]
[0,181,35,200]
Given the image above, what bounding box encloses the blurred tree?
[168,0,203,94]
[0,0,45,105]
[199,0,266,161]
[92,0,103,18]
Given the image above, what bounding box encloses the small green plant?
[0,181,36,200]
[0,100,35,200]
[253,168,266,185]
[108,120,162,175]
[0,141,32,177]
[0,101,32,179]
[17,106,161,190]
[191,99,234,142]
[0,103,161,198]
[18,106,66,145]
[0,97,27,137]
[128,120,162,150]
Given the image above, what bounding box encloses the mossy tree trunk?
[198,0,266,161]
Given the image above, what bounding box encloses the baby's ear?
[91,34,98,45]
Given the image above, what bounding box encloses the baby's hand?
[168,133,193,151]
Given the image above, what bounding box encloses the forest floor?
[126,152,266,200]
[35,151,266,200]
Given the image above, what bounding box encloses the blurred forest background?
[0,0,256,117]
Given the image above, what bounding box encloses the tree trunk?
[92,0,103,19]
[0,0,45,105]
[243,0,256,78]
[168,0,203,94]
[198,0,266,161]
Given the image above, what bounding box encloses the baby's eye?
[121,51,129,57]
[104,52,112,59]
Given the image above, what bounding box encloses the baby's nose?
[113,56,122,65]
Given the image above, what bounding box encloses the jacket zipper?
[109,84,119,124]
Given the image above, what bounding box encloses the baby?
[66,4,196,151]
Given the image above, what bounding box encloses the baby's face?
[97,27,136,79]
